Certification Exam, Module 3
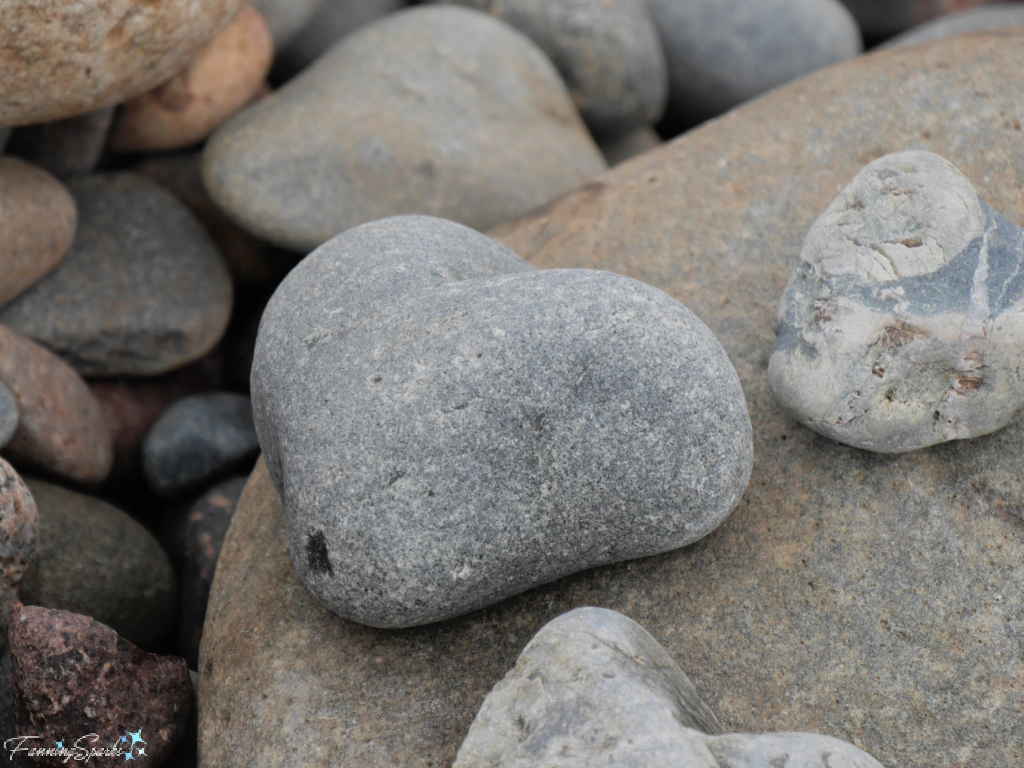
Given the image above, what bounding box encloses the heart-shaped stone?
[252,215,753,627]
[454,607,884,768]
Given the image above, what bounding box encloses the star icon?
[128,729,146,750]
[123,753,134,762]
[138,748,146,756]
[55,741,63,749]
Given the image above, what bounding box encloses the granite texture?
[143,393,258,499]
[0,173,233,377]
[5,108,114,180]
[109,6,274,154]
[435,0,667,136]
[20,479,175,651]
[0,0,249,126]
[0,158,76,311]
[770,150,1024,453]
[839,0,1001,36]
[880,3,1024,46]
[202,5,605,253]
[0,325,113,486]
[454,608,883,768]
[648,0,862,124]
[200,33,1024,768]
[10,606,191,768]
[0,384,17,450]
[252,215,751,627]
[0,459,37,649]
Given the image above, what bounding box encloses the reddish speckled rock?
[0,459,38,648]
[10,605,191,768]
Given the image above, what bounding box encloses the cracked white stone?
[769,151,1024,453]
[453,607,884,768]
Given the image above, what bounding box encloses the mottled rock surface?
[203,5,605,253]
[110,6,274,154]
[0,0,249,126]
[200,33,1024,768]
[10,606,191,768]
[0,158,76,311]
[454,608,883,768]
[881,3,1024,47]
[0,459,38,647]
[769,150,1024,453]
[435,0,667,136]
[648,0,861,124]
[0,174,233,377]
[839,0,1001,37]
[0,384,17,450]
[143,393,258,499]
[20,480,175,650]
[252,215,751,627]
[5,109,114,180]
[254,0,324,48]
[0,326,113,485]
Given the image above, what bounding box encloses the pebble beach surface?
[0,2,1022,768]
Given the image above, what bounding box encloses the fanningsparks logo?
[5,728,147,763]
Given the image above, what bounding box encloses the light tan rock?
[0,326,113,485]
[0,158,76,310]
[109,6,275,154]
[0,0,249,127]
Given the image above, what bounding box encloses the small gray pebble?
[880,4,1024,49]
[0,382,17,450]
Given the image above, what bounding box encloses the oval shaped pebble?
[5,108,114,181]
[455,608,884,768]
[203,5,606,253]
[109,6,274,154]
[143,393,259,499]
[839,0,997,37]
[436,0,668,136]
[0,325,113,485]
[254,0,324,48]
[0,384,16,451]
[0,173,233,377]
[0,458,38,647]
[0,0,248,126]
[19,479,176,650]
[769,150,1024,453]
[0,158,77,311]
[648,0,861,123]
[252,215,753,628]
[880,3,1024,48]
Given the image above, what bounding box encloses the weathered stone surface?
[203,5,605,253]
[143,393,258,499]
[435,0,667,136]
[0,384,17,450]
[164,671,199,768]
[0,326,113,485]
[454,608,883,768]
[252,215,751,627]
[109,6,274,154]
[201,33,1024,768]
[5,109,114,180]
[839,0,1001,37]
[10,605,191,768]
[769,150,1024,453]
[0,0,249,126]
[599,126,662,166]
[648,0,861,124]
[20,480,175,650]
[253,0,323,48]
[0,174,233,377]
[881,3,1024,47]
[0,158,76,311]
[0,459,38,648]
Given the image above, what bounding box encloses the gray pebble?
[648,0,862,124]
[455,608,884,768]
[5,107,114,180]
[252,215,752,628]
[0,383,17,450]
[880,4,1024,49]
[0,173,233,377]
[769,150,1024,453]
[599,126,662,166]
[253,0,323,48]
[143,393,259,499]
[203,5,605,253]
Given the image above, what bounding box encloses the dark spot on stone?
[372,375,382,384]
[306,531,333,577]
[956,374,983,392]
[386,469,406,487]
[933,410,941,421]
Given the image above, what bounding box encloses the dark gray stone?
[769,151,1024,453]
[0,173,233,377]
[19,479,176,651]
[435,0,667,137]
[253,0,324,48]
[454,608,884,768]
[880,4,1024,48]
[164,670,199,768]
[0,383,17,450]
[5,107,114,180]
[648,0,862,124]
[838,0,998,38]
[599,126,662,166]
[202,5,605,253]
[252,215,752,628]
[143,393,258,499]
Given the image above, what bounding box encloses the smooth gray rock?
[5,107,114,180]
[0,383,17,450]
[434,0,667,137]
[0,173,233,376]
[648,0,862,124]
[455,608,884,768]
[253,0,324,48]
[252,215,752,628]
[203,5,605,253]
[838,0,999,38]
[143,393,258,499]
[599,126,662,166]
[880,4,1024,48]
[769,150,1024,453]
